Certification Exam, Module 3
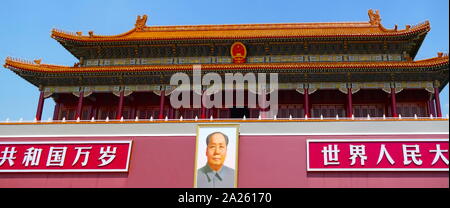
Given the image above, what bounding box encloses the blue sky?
[0,0,448,120]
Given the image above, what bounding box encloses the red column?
[201,96,206,119]
[75,91,84,120]
[259,90,267,119]
[390,88,398,118]
[347,88,353,118]
[304,88,310,118]
[426,100,433,116]
[434,87,442,117]
[52,102,60,121]
[158,90,166,119]
[431,98,437,116]
[116,91,124,120]
[35,91,45,121]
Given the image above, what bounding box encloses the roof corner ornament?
[88,31,94,38]
[368,9,381,26]
[76,31,83,36]
[135,15,148,31]
[33,59,42,65]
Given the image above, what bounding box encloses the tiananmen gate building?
[0,10,448,188]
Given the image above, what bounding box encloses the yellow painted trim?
[0,118,448,126]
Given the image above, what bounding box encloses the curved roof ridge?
[141,21,374,31]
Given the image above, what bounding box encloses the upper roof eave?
[51,21,431,43]
[50,10,431,44]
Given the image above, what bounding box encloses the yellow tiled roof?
[51,11,430,42]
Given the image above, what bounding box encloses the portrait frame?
[193,124,240,188]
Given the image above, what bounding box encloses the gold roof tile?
[51,11,431,42]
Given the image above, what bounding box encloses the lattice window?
[353,104,384,118]
[182,108,201,119]
[136,108,160,119]
[396,103,427,117]
[249,108,260,118]
[311,105,345,118]
[218,109,231,119]
[98,108,117,120]
[277,104,304,118]
[81,106,92,120]
[59,107,76,120]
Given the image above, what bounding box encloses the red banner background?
[0,141,132,172]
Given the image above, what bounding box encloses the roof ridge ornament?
[135,15,148,31]
[33,59,42,65]
[437,52,448,58]
[368,9,381,26]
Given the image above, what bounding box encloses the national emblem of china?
[230,42,247,63]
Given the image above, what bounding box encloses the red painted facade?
[0,134,447,188]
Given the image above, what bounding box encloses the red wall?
[0,134,448,188]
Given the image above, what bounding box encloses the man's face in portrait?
[206,133,227,171]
